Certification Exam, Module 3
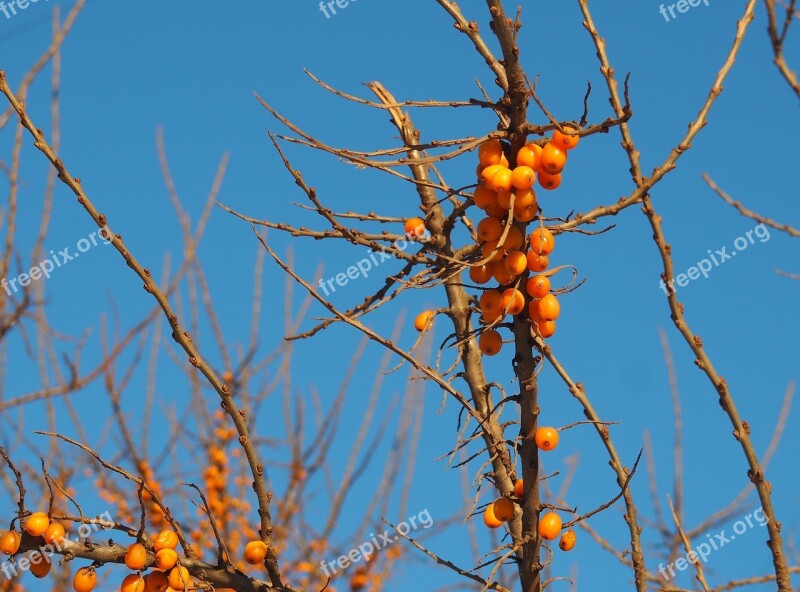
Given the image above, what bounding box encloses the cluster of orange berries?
[0,512,65,578]
[482,426,576,551]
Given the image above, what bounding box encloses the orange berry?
[25,512,50,537]
[531,319,556,338]
[514,188,537,209]
[552,129,580,151]
[481,239,502,261]
[537,171,562,190]
[492,260,516,286]
[559,529,577,551]
[125,542,148,570]
[479,330,502,356]
[480,164,505,186]
[514,479,524,498]
[153,530,178,552]
[168,565,191,590]
[488,167,513,193]
[73,567,98,592]
[477,217,504,242]
[499,153,509,168]
[529,227,555,256]
[540,142,567,175]
[155,548,178,571]
[30,554,51,578]
[501,288,525,315]
[478,139,503,166]
[44,522,66,544]
[476,163,485,179]
[510,166,536,191]
[493,498,515,522]
[244,540,268,565]
[536,294,560,321]
[526,275,550,299]
[483,504,503,529]
[496,189,513,209]
[526,251,549,272]
[121,573,146,592]
[479,289,503,317]
[473,185,498,210]
[469,264,493,285]
[513,204,538,223]
[504,251,528,276]
[144,570,169,592]
[499,225,524,252]
[485,201,508,219]
[413,310,435,332]
[534,426,560,451]
[516,144,541,170]
[0,531,21,555]
[404,217,426,238]
[538,512,562,541]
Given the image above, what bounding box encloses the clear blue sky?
[1,1,798,590]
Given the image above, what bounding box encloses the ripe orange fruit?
[504,251,528,276]
[44,522,66,544]
[492,497,515,522]
[513,204,538,223]
[481,239,502,261]
[499,225,524,252]
[496,189,513,210]
[492,261,516,286]
[478,139,504,166]
[477,217,503,242]
[25,512,50,537]
[514,479,524,498]
[121,573,146,592]
[480,164,505,186]
[559,529,577,551]
[144,570,169,592]
[526,275,550,299]
[125,543,148,570]
[168,565,191,590]
[540,142,567,175]
[153,530,178,552]
[404,217,426,238]
[514,188,537,209]
[501,288,525,315]
[479,290,503,317]
[537,171,562,190]
[499,153,509,168]
[469,264,493,285]
[538,512,563,541]
[529,227,555,256]
[414,310,435,332]
[553,129,580,151]
[244,540,268,565]
[536,294,560,321]
[516,144,542,170]
[73,567,97,592]
[485,201,507,219]
[510,166,536,191]
[534,426,560,451]
[479,330,502,356]
[483,504,503,529]
[473,185,497,210]
[0,531,21,555]
[531,319,556,338]
[155,548,178,571]
[488,167,513,193]
[526,251,549,272]
[30,555,51,578]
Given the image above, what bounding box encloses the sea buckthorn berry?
[510,166,536,191]
[473,185,498,210]
[499,225,524,252]
[526,251,549,272]
[125,542,147,570]
[538,512,563,541]
[559,529,577,551]
[536,294,560,321]
[481,309,506,325]
[516,144,542,170]
[553,128,580,151]
[478,139,504,166]
[480,164,504,186]
[485,201,508,219]
[531,319,556,338]
[479,290,503,317]
[121,574,146,592]
[504,251,528,276]
[168,565,191,590]
[469,264,493,285]
[528,300,544,322]
[30,555,51,578]
[537,171,562,190]
[44,522,66,544]
[529,227,555,256]
[514,204,538,223]
[501,288,525,315]
[514,188,537,209]
[0,531,21,555]
[496,189,513,209]
[481,239,502,261]
[144,570,169,592]
[534,426,560,451]
[492,261,516,286]
[499,153,509,168]
[154,530,178,552]
[25,512,50,537]
[476,163,485,179]
[477,217,504,242]
[514,479,524,498]
[488,167,513,193]
[155,548,178,571]
[404,217,425,238]
[479,330,502,356]
[540,142,567,175]
[526,275,550,299]
[483,504,503,529]
[492,497,515,522]
[414,310,435,332]
[73,567,97,592]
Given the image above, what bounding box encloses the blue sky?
[1,1,798,590]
